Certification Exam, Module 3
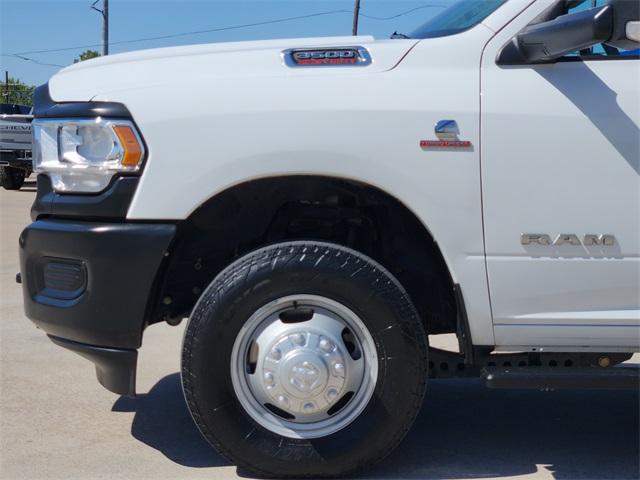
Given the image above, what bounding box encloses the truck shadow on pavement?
[113,374,639,479]
[112,373,229,469]
[17,179,37,192]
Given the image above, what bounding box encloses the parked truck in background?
[17,0,640,477]
[0,103,33,190]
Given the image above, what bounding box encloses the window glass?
[408,0,506,39]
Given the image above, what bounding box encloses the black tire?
[182,241,428,478]
[0,166,26,190]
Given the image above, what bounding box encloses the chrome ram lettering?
[521,233,616,246]
[583,234,616,246]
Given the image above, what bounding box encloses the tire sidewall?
[182,242,427,477]
[0,167,25,190]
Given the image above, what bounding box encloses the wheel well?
[149,176,457,335]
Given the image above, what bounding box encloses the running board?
[482,366,640,390]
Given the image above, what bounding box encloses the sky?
[0,0,444,87]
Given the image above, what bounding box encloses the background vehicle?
[0,103,33,190]
[18,0,640,477]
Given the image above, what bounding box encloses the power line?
[10,10,351,56]
[9,4,442,58]
[359,4,448,20]
[1,54,65,68]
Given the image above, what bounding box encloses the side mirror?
[497,0,639,65]
[627,21,640,42]
[605,0,640,49]
[498,5,614,64]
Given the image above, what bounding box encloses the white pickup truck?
[19,0,639,477]
[0,104,33,190]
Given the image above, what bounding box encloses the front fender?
[102,27,496,345]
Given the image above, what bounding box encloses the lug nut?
[319,337,334,353]
[291,333,306,346]
[327,388,338,400]
[264,372,275,386]
[270,347,282,361]
[277,395,289,406]
[303,402,315,413]
[333,363,345,377]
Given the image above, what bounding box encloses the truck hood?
[49,36,418,102]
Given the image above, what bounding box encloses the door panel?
[481,5,640,349]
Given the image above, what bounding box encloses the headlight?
[32,118,145,193]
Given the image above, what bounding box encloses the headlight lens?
[33,118,145,193]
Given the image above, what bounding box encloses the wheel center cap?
[280,353,329,398]
[290,361,322,392]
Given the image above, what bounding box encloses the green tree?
[0,77,35,106]
[74,49,101,63]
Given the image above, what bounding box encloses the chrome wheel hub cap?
[259,328,351,420]
[230,295,378,439]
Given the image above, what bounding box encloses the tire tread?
[182,241,427,478]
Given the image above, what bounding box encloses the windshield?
[406,0,506,39]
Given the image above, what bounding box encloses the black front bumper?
[20,219,176,395]
[49,335,139,397]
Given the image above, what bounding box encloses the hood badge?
[283,47,372,68]
[421,120,472,150]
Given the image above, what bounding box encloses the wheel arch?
[148,174,460,337]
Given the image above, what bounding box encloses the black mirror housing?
[498,5,614,64]
[605,0,640,50]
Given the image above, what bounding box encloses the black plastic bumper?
[49,335,138,397]
[31,174,140,221]
[20,219,176,350]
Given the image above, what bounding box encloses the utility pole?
[103,0,109,56]
[3,71,8,103]
[352,0,361,36]
[91,0,109,56]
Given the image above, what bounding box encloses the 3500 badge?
[284,47,372,67]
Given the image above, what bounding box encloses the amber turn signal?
[113,125,144,167]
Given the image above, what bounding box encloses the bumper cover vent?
[37,257,86,301]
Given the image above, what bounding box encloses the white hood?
[49,36,418,102]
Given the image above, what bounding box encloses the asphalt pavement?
[1,182,638,480]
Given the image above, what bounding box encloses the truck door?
[480,0,640,350]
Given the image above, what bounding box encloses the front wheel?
[181,241,427,478]
[0,166,26,190]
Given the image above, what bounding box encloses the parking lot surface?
[1,183,638,480]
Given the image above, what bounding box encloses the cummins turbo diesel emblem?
[420,119,472,149]
[283,47,372,67]
[521,234,616,246]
